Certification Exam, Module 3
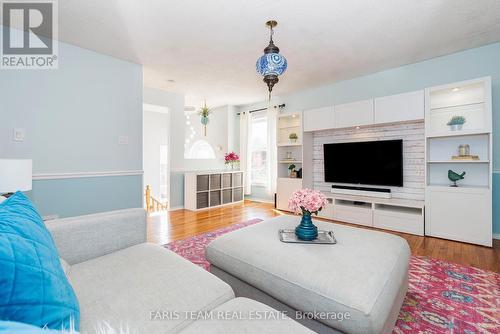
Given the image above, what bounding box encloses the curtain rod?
[236,103,285,116]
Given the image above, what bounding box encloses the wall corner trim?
[33,170,144,180]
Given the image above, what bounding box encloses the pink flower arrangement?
[224,151,240,164]
[288,188,328,215]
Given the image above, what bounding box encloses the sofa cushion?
[179,297,314,334]
[206,215,410,334]
[0,192,80,330]
[69,243,234,333]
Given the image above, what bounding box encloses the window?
[187,139,216,159]
[250,112,268,185]
[183,113,217,159]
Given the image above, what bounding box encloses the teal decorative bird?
[448,170,466,187]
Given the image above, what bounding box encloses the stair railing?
[145,185,168,212]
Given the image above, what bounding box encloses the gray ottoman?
[206,215,410,334]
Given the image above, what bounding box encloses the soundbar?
[331,185,391,199]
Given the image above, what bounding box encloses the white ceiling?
[39,1,500,107]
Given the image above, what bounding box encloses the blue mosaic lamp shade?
[256,53,288,76]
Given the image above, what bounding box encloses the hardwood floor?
[147,200,500,272]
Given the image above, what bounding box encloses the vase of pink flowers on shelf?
[288,189,328,241]
[224,151,240,170]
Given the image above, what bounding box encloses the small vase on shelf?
[447,116,465,132]
[224,151,240,171]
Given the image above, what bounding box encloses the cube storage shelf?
[185,170,244,211]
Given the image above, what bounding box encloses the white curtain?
[239,112,252,195]
[266,107,277,197]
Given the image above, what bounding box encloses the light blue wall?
[28,175,143,218]
[170,172,185,208]
[494,174,500,235]
[240,42,500,234]
[1,29,143,218]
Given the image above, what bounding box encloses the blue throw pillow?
[0,192,80,330]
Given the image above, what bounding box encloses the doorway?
[143,103,170,212]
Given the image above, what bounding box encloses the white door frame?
[143,103,171,209]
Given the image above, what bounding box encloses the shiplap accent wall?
[313,120,425,200]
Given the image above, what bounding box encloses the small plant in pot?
[447,116,466,131]
[288,164,297,178]
[289,133,298,143]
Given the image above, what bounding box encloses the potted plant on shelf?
[224,151,240,170]
[447,116,466,131]
[289,133,298,143]
[288,164,297,178]
[288,189,328,241]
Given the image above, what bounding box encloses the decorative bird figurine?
[448,170,466,187]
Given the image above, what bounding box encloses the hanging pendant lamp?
[256,20,287,100]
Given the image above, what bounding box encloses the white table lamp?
[0,159,33,198]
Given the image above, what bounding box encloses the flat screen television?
[323,139,403,187]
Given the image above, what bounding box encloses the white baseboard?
[168,206,184,211]
[33,170,143,180]
[493,233,500,240]
[245,197,274,204]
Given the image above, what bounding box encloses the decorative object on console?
[446,115,466,131]
[288,132,298,143]
[288,189,328,241]
[458,144,470,156]
[448,169,466,187]
[256,20,287,100]
[288,164,297,178]
[452,144,479,160]
[0,159,32,199]
[199,100,210,136]
[224,151,240,170]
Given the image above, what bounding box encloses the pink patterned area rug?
[164,219,500,333]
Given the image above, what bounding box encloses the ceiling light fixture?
[256,20,288,100]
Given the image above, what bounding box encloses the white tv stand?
[317,192,424,236]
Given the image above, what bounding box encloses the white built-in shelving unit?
[280,77,493,244]
[425,77,492,246]
[275,112,313,211]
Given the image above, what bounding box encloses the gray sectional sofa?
[46,208,313,334]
